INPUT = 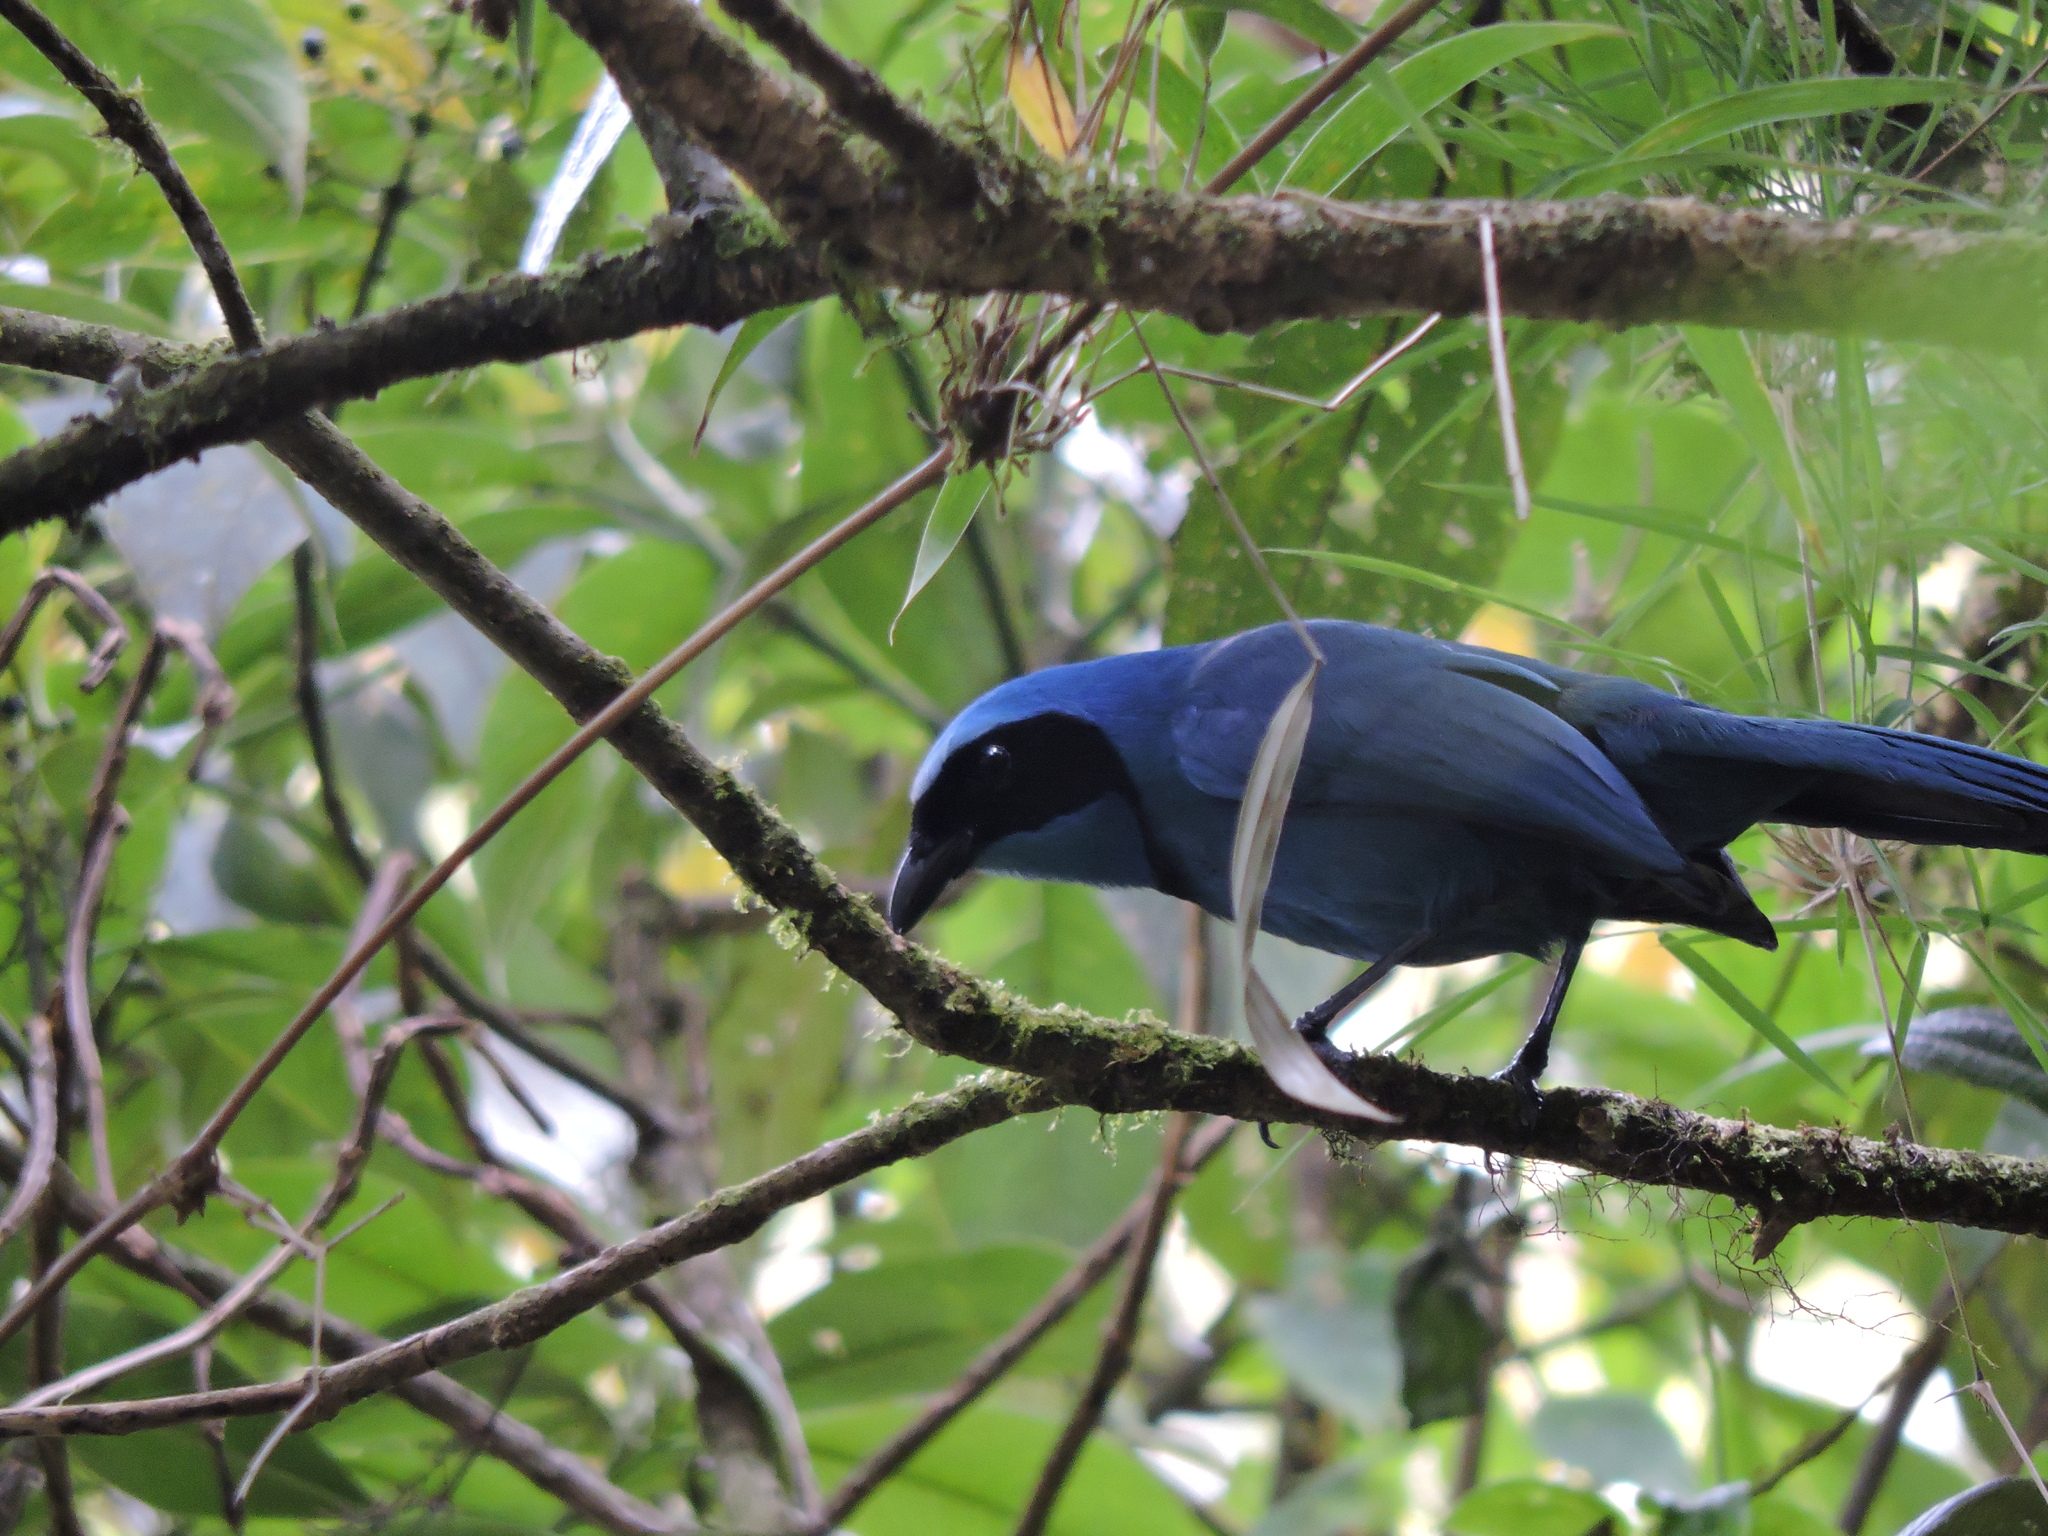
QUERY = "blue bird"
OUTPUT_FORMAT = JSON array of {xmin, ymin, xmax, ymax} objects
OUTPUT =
[{"xmin": 888, "ymin": 620, "xmax": 2048, "ymax": 1117}]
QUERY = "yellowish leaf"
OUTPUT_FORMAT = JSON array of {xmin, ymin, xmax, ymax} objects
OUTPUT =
[
  {"xmin": 1006, "ymin": 40, "xmax": 1078, "ymax": 158},
  {"xmin": 1459, "ymin": 603, "xmax": 1536, "ymax": 657}
]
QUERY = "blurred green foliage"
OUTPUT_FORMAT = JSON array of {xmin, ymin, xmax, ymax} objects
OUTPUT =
[{"xmin": 0, "ymin": 0, "xmax": 2044, "ymax": 1530}]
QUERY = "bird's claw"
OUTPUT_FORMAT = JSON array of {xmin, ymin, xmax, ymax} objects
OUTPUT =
[{"xmin": 1493, "ymin": 1066, "xmax": 1544, "ymax": 1129}]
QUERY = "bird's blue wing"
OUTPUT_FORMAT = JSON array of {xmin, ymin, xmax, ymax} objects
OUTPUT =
[{"xmin": 1173, "ymin": 623, "xmax": 1685, "ymax": 877}]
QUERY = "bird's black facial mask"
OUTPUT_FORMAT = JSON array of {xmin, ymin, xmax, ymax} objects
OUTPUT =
[{"xmin": 888, "ymin": 714, "xmax": 1141, "ymax": 933}]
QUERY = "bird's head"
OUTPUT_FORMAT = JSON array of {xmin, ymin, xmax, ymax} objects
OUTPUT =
[{"xmin": 888, "ymin": 704, "xmax": 1148, "ymax": 934}]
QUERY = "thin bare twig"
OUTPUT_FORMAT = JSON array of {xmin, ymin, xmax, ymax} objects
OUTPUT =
[
  {"xmin": 61, "ymin": 802, "xmax": 127, "ymax": 1206},
  {"xmin": 0, "ymin": 1009, "xmax": 59, "ymax": 1250},
  {"xmin": 292, "ymin": 543, "xmax": 374, "ymax": 884},
  {"xmin": 154, "ymin": 616, "xmax": 237, "ymax": 762},
  {"xmin": 0, "ymin": 567, "xmax": 126, "ymax": 689},
  {"xmin": 410, "ymin": 921, "xmax": 688, "ymax": 1143},
  {"xmin": 12, "ymin": 1014, "xmax": 461, "ymax": 1412},
  {"xmin": 0, "ymin": 1138, "xmax": 682, "ymax": 1535},
  {"xmin": 1202, "ymin": 0, "xmax": 1451, "ymax": 191},
  {"xmin": 0, "ymin": 446, "xmax": 950, "ymax": 1355},
  {"xmin": 1013, "ymin": 1112, "xmax": 1200, "ymax": 1536},
  {"xmin": 29, "ymin": 1175, "xmax": 80, "ymax": 1536},
  {"xmin": 0, "ymin": 1073, "xmax": 1053, "ymax": 1439},
  {"xmin": 1126, "ymin": 314, "xmax": 1319, "ymax": 655},
  {"xmin": 1912, "ymin": 51, "xmax": 2048, "ymax": 182}
]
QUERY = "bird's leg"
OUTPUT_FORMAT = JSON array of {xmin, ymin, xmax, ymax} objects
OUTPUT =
[
  {"xmin": 1494, "ymin": 926, "xmax": 1590, "ymax": 1127},
  {"xmin": 1294, "ymin": 933, "xmax": 1433, "ymax": 1044}
]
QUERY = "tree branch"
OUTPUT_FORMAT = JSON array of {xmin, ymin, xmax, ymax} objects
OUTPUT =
[
  {"xmin": 14, "ymin": 312, "xmax": 2048, "ymax": 1240},
  {"xmin": 0, "ymin": 1142, "xmax": 688, "ymax": 1535},
  {"xmin": 0, "ymin": 198, "xmax": 2043, "ymax": 535},
  {"xmin": 0, "ymin": 1072, "xmax": 1053, "ymax": 1438},
  {"xmin": 715, "ymin": 0, "xmax": 979, "ymax": 201},
  {"xmin": 815, "ymin": 1117, "xmax": 1237, "ymax": 1530}
]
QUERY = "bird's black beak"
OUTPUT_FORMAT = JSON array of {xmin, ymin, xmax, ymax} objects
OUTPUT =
[{"xmin": 887, "ymin": 828, "xmax": 976, "ymax": 934}]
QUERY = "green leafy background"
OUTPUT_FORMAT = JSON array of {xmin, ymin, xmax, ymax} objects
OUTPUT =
[{"xmin": 0, "ymin": 0, "xmax": 2043, "ymax": 1530}]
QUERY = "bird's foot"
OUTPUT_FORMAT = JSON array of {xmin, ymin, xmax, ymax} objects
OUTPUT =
[
  {"xmin": 1492, "ymin": 1064, "xmax": 1544, "ymax": 1129},
  {"xmin": 1292, "ymin": 1000, "xmax": 1342, "ymax": 1046}
]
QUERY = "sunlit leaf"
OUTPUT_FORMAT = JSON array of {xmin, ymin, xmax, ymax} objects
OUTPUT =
[
  {"xmin": 1681, "ymin": 327, "xmax": 1813, "ymax": 529},
  {"xmin": 1006, "ymin": 38, "xmax": 1077, "ymax": 157},
  {"xmin": 892, "ymin": 469, "xmax": 991, "ymax": 641}
]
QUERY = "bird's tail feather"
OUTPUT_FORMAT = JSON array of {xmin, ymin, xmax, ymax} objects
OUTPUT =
[{"xmin": 1719, "ymin": 718, "xmax": 2048, "ymax": 851}]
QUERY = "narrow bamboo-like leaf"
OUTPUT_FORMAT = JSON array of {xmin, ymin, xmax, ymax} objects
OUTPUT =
[
  {"xmin": 891, "ymin": 471, "xmax": 990, "ymax": 642},
  {"xmin": 516, "ymin": 0, "xmax": 537, "ymax": 86},
  {"xmin": 1681, "ymin": 328, "xmax": 1813, "ymax": 529},
  {"xmin": 1181, "ymin": 0, "xmax": 1359, "ymax": 54},
  {"xmin": 1229, "ymin": 664, "xmax": 1395, "ymax": 1121},
  {"xmin": 1269, "ymin": 550, "xmax": 1597, "ymax": 640},
  {"xmin": 695, "ymin": 303, "xmax": 808, "ymax": 451},
  {"xmin": 1383, "ymin": 958, "xmax": 1534, "ymax": 1053},
  {"xmin": 1285, "ymin": 23, "xmax": 1619, "ymax": 193},
  {"xmin": 1624, "ymin": 77, "xmax": 1961, "ymax": 160},
  {"xmin": 1662, "ymin": 937, "xmax": 1848, "ymax": 1097},
  {"xmin": 1438, "ymin": 485, "xmax": 1802, "ymax": 568},
  {"xmin": 1696, "ymin": 566, "xmax": 1773, "ymax": 700}
]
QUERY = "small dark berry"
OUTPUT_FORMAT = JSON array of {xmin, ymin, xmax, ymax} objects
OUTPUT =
[{"xmin": 301, "ymin": 27, "xmax": 326, "ymax": 60}]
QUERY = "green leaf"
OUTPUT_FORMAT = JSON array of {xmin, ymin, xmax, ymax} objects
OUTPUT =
[
  {"xmin": 1268, "ymin": 548, "xmax": 1623, "ymax": 654},
  {"xmin": 1609, "ymin": 76, "xmax": 1964, "ymax": 162},
  {"xmin": 1285, "ymin": 23, "xmax": 1620, "ymax": 193},
  {"xmin": 37, "ymin": 0, "xmax": 310, "ymax": 203},
  {"xmin": 1394, "ymin": 1235, "xmax": 1503, "ymax": 1427},
  {"xmin": 696, "ymin": 303, "xmax": 810, "ymax": 451},
  {"xmin": 0, "ymin": 278, "xmax": 173, "ymax": 336},
  {"xmin": 1185, "ymin": 6, "xmax": 1227, "ymax": 61},
  {"xmin": 1244, "ymin": 1250, "xmax": 1402, "ymax": 1432},
  {"xmin": 1866, "ymin": 1006, "xmax": 2048, "ymax": 1112},
  {"xmin": 806, "ymin": 1404, "xmax": 1207, "ymax": 1534},
  {"xmin": 1662, "ymin": 936, "xmax": 1848, "ymax": 1098},
  {"xmin": 1448, "ymin": 1479, "xmax": 1620, "ymax": 1536},
  {"xmin": 893, "ymin": 469, "xmax": 992, "ymax": 641},
  {"xmin": 1184, "ymin": 0, "xmax": 1358, "ymax": 53},
  {"xmin": 1166, "ymin": 327, "xmax": 1563, "ymax": 645},
  {"xmin": 473, "ymin": 537, "xmax": 715, "ymax": 947},
  {"xmin": 1681, "ymin": 328, "xmax": 1812, "ymax": 527},
  {"xmin": 768, "ymin": 1244, "xmax": 1096, "ymax": 1407},
  {"xmin": 0, "ymin": 113, "xmax": 102, "ymax": 194},
  {"xmin": 1532, "ymin": 1393, "xmax": 1695, "ymax": 1498},
  {"xmin": 1896, "ymin": 1478, "xmax": 2048, "ymax": 1535}
]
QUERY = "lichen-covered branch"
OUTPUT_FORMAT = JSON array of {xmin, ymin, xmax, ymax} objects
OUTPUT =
[
  {"xmin": 10, "ymin": 316, "xmax": 2048, "ymax": 1249},
  {"xmin": 0, "ymin": 195, "xmax": 2042, "ymax": 537}
]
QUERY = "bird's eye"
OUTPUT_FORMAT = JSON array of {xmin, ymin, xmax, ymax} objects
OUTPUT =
[{"xmin": 978, "ymin": 743, "xmax": 1014, "ymax": 787}]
